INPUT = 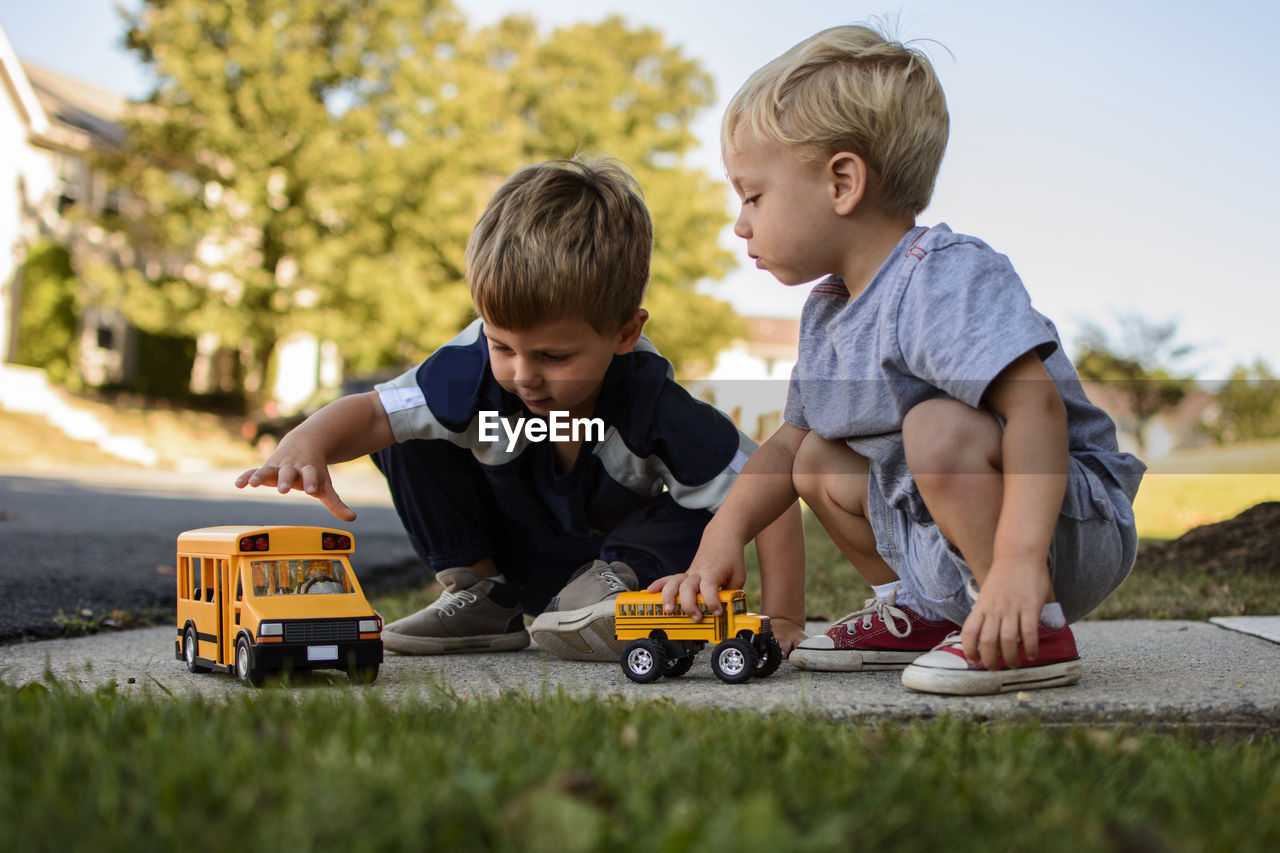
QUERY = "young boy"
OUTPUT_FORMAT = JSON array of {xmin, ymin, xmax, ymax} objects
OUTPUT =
[
  {"xmin": 236, "ymin": 157, "xmax": 806, "ymax": 661},
  {"xmin": 652, "ymin": 26, "xmax": 1145, "ymax": 695}
]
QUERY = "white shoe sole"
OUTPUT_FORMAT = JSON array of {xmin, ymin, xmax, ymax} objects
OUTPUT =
[
  {"xmin": 382, "ymin": 628, "xmax": 530, "ymax": 656},
  {"xmin": 788, "ymin": 647, "xmax": 926, "ymax": 672},
  {"xmin": 529, "ymin": 600, "xmax": 621, "ymax": 662},
  {"xmin": 901, "ymin": 658, "xmax": 1082, "ymax": 695}
]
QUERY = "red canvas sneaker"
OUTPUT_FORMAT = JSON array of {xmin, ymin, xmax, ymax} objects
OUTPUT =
[
  {"xmin": 789, "ymin": 592, "xmax": 960, "ymax": 672},
  {"xmin": 900, "ymin": 623, "xmax": 1082, "ymax": 695}
]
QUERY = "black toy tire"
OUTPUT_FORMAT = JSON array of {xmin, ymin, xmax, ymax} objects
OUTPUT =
[
  {"xmin": 755, "ymin": 635, "xmax": 783, "ymax": 678},
  {"xmin": 663, "ymin": 655, "xmax": 696, "ymax": 678},
  {"xmin": 711, "ymin": 638, "xmax": 756, "ymax": 684},
  {"xmin": 236, "ymin": 635, "xmax": 264, "ymax": 687},
  {"xmin": 622, "ymin": 639, "xmax": 667, "ymax": 684},
  {"xmin": 184, "ymin": 625, "xmax": 210, "ymax": 674}
]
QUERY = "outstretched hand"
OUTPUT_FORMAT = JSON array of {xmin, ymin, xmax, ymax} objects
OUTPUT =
[{"xmin": 235, "ymin": 457, "xmax": 356, "ymax": 521}]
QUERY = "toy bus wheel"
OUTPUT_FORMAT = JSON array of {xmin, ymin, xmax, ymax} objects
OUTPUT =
[
  {"xmin": 711, "ymin": 638, "xmax": 756, "ymax": 684},
  {"xmin": 235, "ymin": 636, "xmax": 264, "ymax": 687},
  {"xmin": 348, "ymin": 664, "xmax": 379, "ymax": 685},
  {"xmin": 184, "ymin": 625, "xmax": 210, "ymax": 674},
  {"xmin": 755, "ymin": 635, "xmax": 783, "ymax": 678},
  {"xmin": 663, "ymin": 655, "xmax": 696, "ymax": 678},
  {"xmin": 622, "ymin": 639, "xmax": 666, "ymax": 684}
]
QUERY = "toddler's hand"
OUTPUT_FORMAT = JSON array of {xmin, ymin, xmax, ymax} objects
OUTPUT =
[{"xmin": 767, "ymin": 616, "xmax": 808, "ymax": 657}]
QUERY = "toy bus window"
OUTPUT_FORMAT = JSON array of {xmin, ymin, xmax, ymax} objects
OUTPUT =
[
  {"xmin": 235, "ymin": 569, "xmax": 243, "ymax": 601},
  {"xmin": 732, "ymin": 599, "xmax": 746, "ymax": 614},
  {"xmin": 251, "ymin": 561, "xmax": 271, "ymax": 595},
  {"xmin": 248, "ymin": 559, "xmax": 352, "ymax": 596},
  {"xmin": 191, "ymin": 557, "xmax": 202, "ymax": 601}
]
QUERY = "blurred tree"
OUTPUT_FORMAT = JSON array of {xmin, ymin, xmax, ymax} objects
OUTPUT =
[
  {"xmin": 96, "ymin": 0, "xmax": 737, "ymax": 406},
  {"xmin": 1203, "ymin": 360, "xmax": 1280, "ymax": 444},
  {"xmin": 1073, "ymin": 314, "xmax": 1196, "ymax": 452},
  {"xmin": 14, "ymin": 239, "xmax": 79, "ymax": 384}
]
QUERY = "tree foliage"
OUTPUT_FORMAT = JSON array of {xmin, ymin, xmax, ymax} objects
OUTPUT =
[
  {"xmin": 102, "ymin": 0, "xmax": 738, "ymax": 404},
  {"xmin": 1073, "ymin": 314, "xmax": 1196, "ymax": 452},
  {"xmin": 1203, "ymin": 360, "xmax": 1280, "ymax": 444},
  {"xmin": 14, "ymin": 239, "xmax": 79, "ymax": 383}
]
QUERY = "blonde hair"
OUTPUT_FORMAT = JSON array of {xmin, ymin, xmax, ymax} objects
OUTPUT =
[
  {"xmin": 466, "ymin": 157, "xmax": 652, "ymax": 333},
  {"xmin": 722, "ymin": 25, "xmax": 949, "ymax": 217}
]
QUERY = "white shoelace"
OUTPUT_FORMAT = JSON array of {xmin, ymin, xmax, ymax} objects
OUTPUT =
[
  {"xmin": 830, "ymin": 589, "xmax": 911, "ymax": 638},
  {"xmin": 598, "ymin": 570, "xmax": 630, "ymax": 593},
  {"xmin": 429, "ymin": 588, "xmax": 478, "ymax": 617}
]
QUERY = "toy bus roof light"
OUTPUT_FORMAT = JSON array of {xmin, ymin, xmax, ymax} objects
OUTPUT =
[
  {"xmin": 613, "ymin": 589, "xmax": 783, "ymax": 684},
  {"xmin": 176, "ymin": 525, "xmax": 382, "ymax": 687}
]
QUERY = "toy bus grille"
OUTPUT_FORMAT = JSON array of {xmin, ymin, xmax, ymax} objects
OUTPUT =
[{"xmin": 284, "ymin": 621, "xmax": 357, "ymax": 643}]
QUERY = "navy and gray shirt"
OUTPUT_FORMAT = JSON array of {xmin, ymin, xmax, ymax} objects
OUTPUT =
[{"xmin": 375, "ymin": 319, "xmax": 755, "ymax": 538}]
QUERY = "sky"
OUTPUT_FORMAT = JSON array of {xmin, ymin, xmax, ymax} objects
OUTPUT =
[{"xmin": 3, "ymin": 0, "xmax": 1279, "ymax": 379}]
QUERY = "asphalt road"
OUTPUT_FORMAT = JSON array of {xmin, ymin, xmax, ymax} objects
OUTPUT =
[{"xmin": 0, "ymin": 464, "xmax": 427, "ymax": 642}]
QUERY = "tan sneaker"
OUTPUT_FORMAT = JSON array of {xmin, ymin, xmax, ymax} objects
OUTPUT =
[
  {"xmin": 530, "ymin": 560, "xmax": 638, "ymax": 662},
  {"xmin": 382, "ymin": 566, "xmax": 529, "ymax": 655}
]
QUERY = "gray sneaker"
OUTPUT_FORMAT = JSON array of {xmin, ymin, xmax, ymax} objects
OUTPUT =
[
  {"xmin": 382, "ymin": 566, "xmax": 529, "ymax": 655},
  {"xmin": 530, "ymin": 560, "xmax": 638, "ymax": 662}
]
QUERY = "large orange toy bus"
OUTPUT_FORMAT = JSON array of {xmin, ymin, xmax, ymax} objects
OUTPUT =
[
  {"xmin": 614, "ymin": 589, "xmax": 782, "ymax": 684},
  {"xmin": 175, "ymin": 525, "xmax": 383, "ymax": 686}
]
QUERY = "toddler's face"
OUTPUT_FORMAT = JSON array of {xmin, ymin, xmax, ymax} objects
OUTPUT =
[
  {"xmin": 725, "ymin": 134, "xmax": 845, "ymax": 286},
  {"xmin": 482, "ymin": 314, "xmax": 630, "ymax": 421}
]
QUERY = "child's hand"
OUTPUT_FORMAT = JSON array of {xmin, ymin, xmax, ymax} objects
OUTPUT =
[
  {"xmin": 960, "ymin": 558, "xmax": 1052, "ymax": 671},
  {"xmin": 649, "ymin": 524, "xmax": 747, "ymax": 622},
  {"xmin": 767, "ymin": 616, "xmax": 808, "ymax": 657},
  {"xmin": 235, "ymin": 444, "xmax": 356, "ymax": 521}
]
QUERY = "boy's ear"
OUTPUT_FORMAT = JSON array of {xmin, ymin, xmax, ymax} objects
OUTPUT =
[
  {"xmin": 828, "ymin": 152, "xmax": 869, "ymax": 216},
  {"xmin": 614, "ymin": 309, "xmax": 649, "ymax": 354}
]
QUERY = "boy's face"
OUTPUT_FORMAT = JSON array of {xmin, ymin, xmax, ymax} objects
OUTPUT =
[
  {"xmin": 724, "ymin": 134, "xmax": 848, "ymax": 286},
  {"xmin": 482, "ymin": 312, "xmax": 645, "ymax": 422}
]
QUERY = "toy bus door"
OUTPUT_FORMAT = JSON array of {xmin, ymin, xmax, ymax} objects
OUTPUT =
[
  {"xmin": 222, "ymin": 559, "xmax": 243, "ymax": 665},
  {"xmin": 181, "ymin": 554, "xmax": 226, "ymax": 665}
]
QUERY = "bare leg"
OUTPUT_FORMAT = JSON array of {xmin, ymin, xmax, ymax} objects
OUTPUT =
[
  {"xmin": 792, "ymin": 432, "xmax": 899, "ymax": 586},
  {"xmin": 903, "ymin": 398, "xmax": 1055, "ymax": 604}
]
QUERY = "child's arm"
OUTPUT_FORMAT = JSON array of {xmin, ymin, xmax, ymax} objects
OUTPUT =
[
  {"xmin": 963, "ymin": 352, "xmax": 1068, "ymax": 670},
  {"xmin": 752, "ymin": 501, "xmax": 807, "ymax": 654},
  {"xmin": 234, "ymin": 391, "xmax": 395, "ymax": 521},
  {"xmin": 651, "ymin": 422, "xmax": 809, "ymax": 641}
]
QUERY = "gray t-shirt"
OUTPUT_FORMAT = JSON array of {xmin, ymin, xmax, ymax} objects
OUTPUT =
[{"xmin": 785, "ymin": 223, "xmax": 1146, "ymax": 524}]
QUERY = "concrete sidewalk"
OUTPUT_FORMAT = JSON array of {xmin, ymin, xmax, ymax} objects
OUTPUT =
[{"xmin": 4, "ymin": 618, "xmax": 1279, "ymax": 731}]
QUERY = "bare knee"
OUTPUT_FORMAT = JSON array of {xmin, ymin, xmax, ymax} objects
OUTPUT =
[
  {"xmin": 903, "ymin": 398, "xmax": 1002, "ymax": 478},
  {"xmin": 793, "ymin": 432, "xmax": 868, "ymax": 514}
]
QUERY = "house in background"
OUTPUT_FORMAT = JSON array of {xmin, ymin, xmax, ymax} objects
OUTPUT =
[
  {"xmin": 0, "ymin": 21, "xmax": 337, "ymax": 412},
  {"xmin": 689, "ymin": 315, "xmax": 799, "ymax": 442},
  {"xmin": 0, "ymin": 23, "xmax": 59, "ymax": 364}
]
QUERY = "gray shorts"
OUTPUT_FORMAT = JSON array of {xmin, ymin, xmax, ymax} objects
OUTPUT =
[{"xmin": 865, "ymin": 455, "xmax": 1139, "ymax": 625}]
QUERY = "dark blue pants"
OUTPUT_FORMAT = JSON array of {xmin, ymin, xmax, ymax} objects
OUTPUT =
[{"xmin": 370, "ymin": 439, "xmax": 713, "ymax": 614}]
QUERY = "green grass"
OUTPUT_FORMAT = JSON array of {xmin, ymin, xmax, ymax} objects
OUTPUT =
[
  {"xmin": 1132, "ymin": 440, "xmax": 1280, "ymax": 540},
  {"xmin": 3, "ymin": 679, "xmax": 1280, "ymax": 853}
]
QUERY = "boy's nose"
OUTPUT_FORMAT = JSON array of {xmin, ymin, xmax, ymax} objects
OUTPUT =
[
  {"xmin": 512, "ymin": 359, "xmax": 542, "ymax": 387},
  {"xmin": 733, "ymin": 211, "xmax": 751, "ymax": 239}
]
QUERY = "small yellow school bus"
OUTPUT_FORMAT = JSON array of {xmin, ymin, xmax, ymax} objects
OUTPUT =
[
  {"xmin": 175, "ymin": 525, "xmax": 383, "ymax": 686},
  {"xmin": 614, "ymin": 589, "xmax": 782, "ymax": 684}
]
